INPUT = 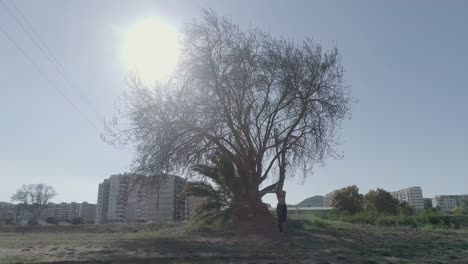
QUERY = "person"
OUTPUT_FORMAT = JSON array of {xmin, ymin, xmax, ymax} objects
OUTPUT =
[{"xmin": 275, "ymin": 189, "xmax": 287, "ymax": 232}]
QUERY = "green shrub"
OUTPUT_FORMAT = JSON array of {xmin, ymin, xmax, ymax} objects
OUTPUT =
[
  {"xmin": 332, "ymin": 185, "xmax": 364, "ymax": 214},
  {"xmin": 4, "ymin": 217, "xmax": 15, "ymax": 225},
  {"xmin": 27, "ymin": 219, "xmax": 38, "ymax": 226},
  {"xmin": 45, "ymin": 217, "xmax": 59, "ymax": 225},
  {"xmin": 452, "ymin": 207, "xmax": 468, "ymax": 216},
  {"xmin": 320, "ymin": 209, "xmax": 465, "ymax": 230},
  {"xmin": 71, "ymin": 217, "xmax": 84, "ymax": 225}
]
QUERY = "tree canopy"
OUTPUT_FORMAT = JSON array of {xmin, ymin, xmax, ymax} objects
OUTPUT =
[
  {"xmin": 364, "ymin": 189, "xmax": 400, "ymax": 215},
  {"xmin": 11, "ymin": 183, "xmax": 56, "ymax": 222},
  {"xmin": 106, "ymin": 9, "xmax": 352, "ymax": 220},
  {"xmin": 332, "ymin": 185, "xmax": 364, "ymax": 214},
  {"xmin": 11, "ymin": 184, "xmax": 56, "ymax": 206}
]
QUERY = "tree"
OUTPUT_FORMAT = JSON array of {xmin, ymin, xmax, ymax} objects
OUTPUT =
[
  {"xmin": 45, "ymin": 217, "xmax": 59, "ymax": 225},
  {"xmin": 27, "ymin": 219, "xmax": 38, "ymax": 226},
  {"xmin": 364, "ymin": 189, "xmax": 400, "ymax": 215},
  {"xmin": 4, "ymin": 217, "xmax": 15, "ymax": 225},
  {"xmin": 11, "ymin": 184, "xmax": 56, "ymax": 222},
  {"xmin": 331, "ymin": 185, "xmax": 363, "ymax": 214},
  {"xmin": 71, "ymin": 217, "xmax": 84, "ymax": 225},
  {"xmin": 106, "ymin": 10, "xmax": 352, "ymax": 224},
  {"xmin": 397, "ymin": 201, "xmax": 415, "ymax": 215}
]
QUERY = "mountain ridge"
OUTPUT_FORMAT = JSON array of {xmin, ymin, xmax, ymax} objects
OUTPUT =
[{"xmin": 292, "ymin": 195, "xmax": 324, "ymax": 207}]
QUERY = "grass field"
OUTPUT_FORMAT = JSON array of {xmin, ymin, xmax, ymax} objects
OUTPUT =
[{"xmin": 1, "ymin": 217, "xmax": 468, "ymax": 263}]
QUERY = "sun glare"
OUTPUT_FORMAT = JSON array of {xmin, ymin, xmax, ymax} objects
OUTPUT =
[{"xmin": 122, "ymin": 18, "xmax": 180, "ymax": 84}]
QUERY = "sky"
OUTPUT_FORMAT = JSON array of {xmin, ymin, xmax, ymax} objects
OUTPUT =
[{"xmin": 1, "ymin": 0, "xmax": 468, "ymax": 206}]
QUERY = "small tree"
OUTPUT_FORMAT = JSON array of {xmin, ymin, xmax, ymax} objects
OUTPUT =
[
  {"xmin": 364, "ymin": 189, "xmax": 399, "ymax": 215},
  {"xmin": 45, "ymin": 217, "xmax": 59, "ymax": 225},
  {"xmin": 397, "ymin": 201, "xmax": 414, "ymax": 215},
  {"xmin": 27, "ymin": 219, "xmax": 38, "ymax": 226},
  {"xmin": 71, "ymin": 217, "xmax": 84, "ymax": 225},
  {"xmin": 186, "ymin": 153, "xmax": 242, "ymax": 224},
  {"xmin": 332, "ymin": 185, "xmax": 363, "ymax": 214},
  {"xmin": 11, "ymin": 184, "xmax": 56, "ymax": 222},
  {"xmin": 5, "ymin": 217, "xmax": 15, "ymax": 225}
]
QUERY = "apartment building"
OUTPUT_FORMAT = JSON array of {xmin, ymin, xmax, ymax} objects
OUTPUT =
[
  {"xmin": 95, "ymin": 173, "xmax": 187, "ymax": 224},
  {"xmin": 47, "ymin": 202, "xmax": 95, "ymax": 223},
  {"xmin": 79, "ymin": 202, "xmax": 97, "ymax": 223},
  {"xmin": 14, "ymin": 202, "xmax": 96, "ymax": 223},
  {"xmin": 0, "ymin": 202, "xmax": 16, "ymax": 224},
  {"xmin": 391, "ymin": 186, "xmax": 424, "ymax": 210},
  {"xmin": 323, "ymin": 190, "xmax": 338, "ymax": 207},
  {"xmin": 95, "ymin": 179, "xmax": 110, "ymax": 224},
  {"xmin": 432, "ymin": 195, "xmax": 468, "ymax": 212}
]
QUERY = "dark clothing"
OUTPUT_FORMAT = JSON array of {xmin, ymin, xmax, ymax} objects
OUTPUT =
[
  {"xmin": 276, "ymin": 203, "xmax": 287, "ymax": 232},
  {"xmin": 276, "ymin": 203, "xmax": 287, "ymax": 221}
]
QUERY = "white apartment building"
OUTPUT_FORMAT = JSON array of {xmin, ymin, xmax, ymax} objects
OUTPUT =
[
  {"xmin": 78, "ymin": 202, "xmax": 97, "ymax": 223},
  {"xmin": 15, "ymin": 202, "xmax": 96, "ymax": 223},
  {"xmin": 432, "ymin": 195, "xmax": 468, "ymax": 212},
  {"xmin": 95, "ymin": 174, "xmax": 187, "ymax": 224},
  {"xmin": 95, "ymin": 179, "xmax": 110, "ymax": 224},
  {"xmin": 391, "ymin": 186, "xmax": 424, "ymax": 211}
]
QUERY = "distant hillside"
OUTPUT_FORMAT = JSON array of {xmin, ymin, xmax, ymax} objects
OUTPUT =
[{"xmin": 294, "ymin": 195, "xmax": 324, "ymax": 207}]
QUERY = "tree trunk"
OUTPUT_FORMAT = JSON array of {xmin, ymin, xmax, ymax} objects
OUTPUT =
[{"xmin": 231, "ymin": 188, "xmax": 276, "ymax": 233}]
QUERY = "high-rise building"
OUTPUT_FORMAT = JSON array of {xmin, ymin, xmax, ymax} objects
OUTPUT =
[
  {"xmin": 95, "ymin": 179, "xmax": 110, "ymax": 224},
  {"xmin": 323, "ymin": 190, "xmax": 338, "ymax": 207},
  {"xmin": 391, "ymin": 186, "xmax": 424, "ymax": 210},
  {"xmin": 95, "ymin": 174, "xmax": 187, "ymax": 224},
  {"xmin": 432, "ymin": 195, "xmax": 468, "ymax": 212}
]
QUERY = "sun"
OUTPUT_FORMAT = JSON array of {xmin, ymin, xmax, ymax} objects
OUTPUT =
[{"xmin": 122, "ymin": 18, "xmax": 180, "ymax": 84}]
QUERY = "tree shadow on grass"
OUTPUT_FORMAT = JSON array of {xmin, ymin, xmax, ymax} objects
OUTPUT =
[
  {"xmin": 119, "ymin": 236, "xmax": 241, "ymax": 255},
  {"xmin": 32, "ymin": 236, "xmax": 282, "ymax": 263},
  {"xmin": 101, "ymin": 235, "xmax": 281, "ymax": 263},
  {"xmin": 108, "ymin": 221, "xmax": 338, "ymax": 263}
]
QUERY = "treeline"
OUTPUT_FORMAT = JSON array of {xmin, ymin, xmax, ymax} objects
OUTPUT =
[
  {"xmin": 331, "ymin": 185, "xmax": 415, "ymax": 215},
  {"xmin": 326, "ymin": 186, "xmax": 468, "ymax": 229}
]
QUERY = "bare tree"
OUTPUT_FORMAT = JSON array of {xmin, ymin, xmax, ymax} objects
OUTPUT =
[
  {"xmin": 11, "ymin": 184, "xmax": 56, "ymax": 222},
  {"xmin": 106, "ymin": 10, "xmax": 352, "ymax": 224}
]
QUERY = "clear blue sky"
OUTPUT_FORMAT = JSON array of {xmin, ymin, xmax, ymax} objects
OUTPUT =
[{"xmin": 1, "ymin": 0, "xmax": 467, "ymax": 205}]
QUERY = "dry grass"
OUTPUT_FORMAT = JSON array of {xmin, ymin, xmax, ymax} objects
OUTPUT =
[{"xmin": 1, "ymin": 219, "xmax": 468, "ymax": 263}]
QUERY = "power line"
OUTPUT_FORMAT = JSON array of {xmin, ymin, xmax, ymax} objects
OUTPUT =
[
  {"xmin": 0, "ymin": 24, "xmax": 101, "ymax": 133},
  {"xmin": 0, "ymin": 0, "xmax": 103, "ymax": 121}
]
